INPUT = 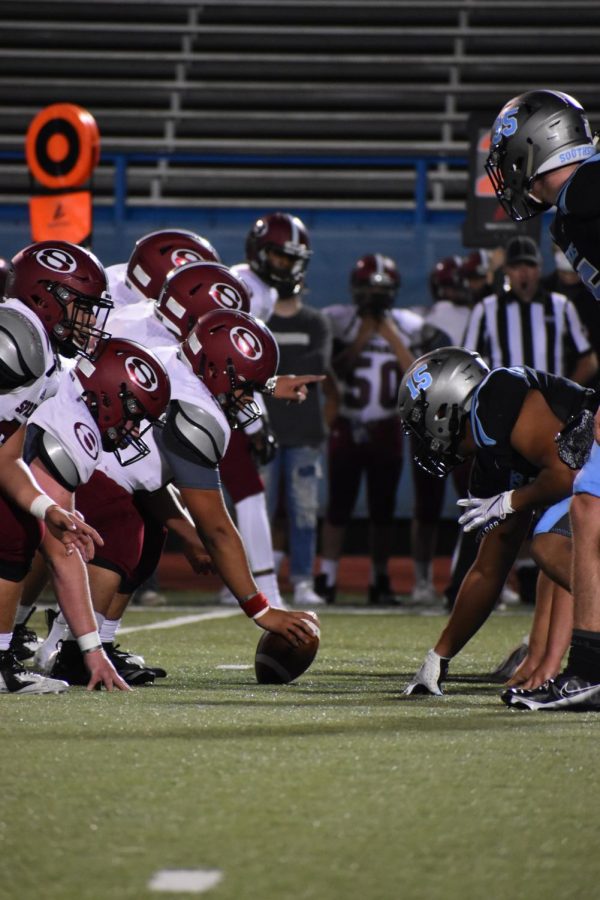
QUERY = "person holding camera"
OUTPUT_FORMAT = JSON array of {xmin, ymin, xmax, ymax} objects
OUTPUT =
[{"xmin": 315, "ymin": 253, "xmax": 424, "ymax": 605}]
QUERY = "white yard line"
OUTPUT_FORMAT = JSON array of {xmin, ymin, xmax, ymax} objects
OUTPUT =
[{"xmin": 118, "ymin": 609, "xmax": 239, "ymax": 635}]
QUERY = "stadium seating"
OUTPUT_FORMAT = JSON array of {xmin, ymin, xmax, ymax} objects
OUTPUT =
[{"xmin": 0, "ymin": 0, "xmax": 598, "ymax": 210}]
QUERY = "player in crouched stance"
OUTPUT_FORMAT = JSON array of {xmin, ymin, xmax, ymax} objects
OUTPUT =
[
  {"xmin": 1, "ymin": 336, "xmax": 172, "ymax": 694},
  {"xmin": 397, "ymin": 347, "xmax": 595, "ymax": 699}
]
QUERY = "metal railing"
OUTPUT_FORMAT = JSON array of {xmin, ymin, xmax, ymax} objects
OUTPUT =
[{"xmin": 0, "ymin": 149, "xmax": 469, "ymax": 224}]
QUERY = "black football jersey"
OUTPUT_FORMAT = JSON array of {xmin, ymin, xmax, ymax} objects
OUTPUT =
[
  {"xmin": 469, "ymin": 366, "xmax": 593, "ymax": 493},
  {"xmin": 551, "ymin": 153, "xmax": 600, "ymax": 303}
]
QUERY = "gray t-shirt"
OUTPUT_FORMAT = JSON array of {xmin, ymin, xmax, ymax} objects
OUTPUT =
[{"xmin": 265, "ymin": 305, "xmax": 332, "ymax": 447}]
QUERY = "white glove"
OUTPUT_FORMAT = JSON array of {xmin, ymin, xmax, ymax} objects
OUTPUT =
[
  {"xmin": 456, "ymin": 490, "xmax": 515, "ymax": 533},
  {"xmin": 403, "ymin": 649, "xmax": 449, "ymax": 696}
]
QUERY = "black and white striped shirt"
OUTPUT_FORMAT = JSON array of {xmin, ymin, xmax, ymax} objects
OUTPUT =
[{"xmin": 463, "ymin": 288, "xmax": 592, "ymax": 374}]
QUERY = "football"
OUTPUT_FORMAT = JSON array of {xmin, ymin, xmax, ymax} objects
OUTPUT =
[{"xmin": 254, "ymin": 613, "xmax": 320, "ymax": 684}]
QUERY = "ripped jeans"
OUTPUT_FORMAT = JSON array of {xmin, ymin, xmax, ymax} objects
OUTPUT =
[{"xmin": 263, "ymin": 444, "xmax": 323, "ymax": 583}]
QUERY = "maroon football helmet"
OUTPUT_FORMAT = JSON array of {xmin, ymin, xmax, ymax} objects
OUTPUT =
[
  {"xmin": 155, "ymin": 262, "xmax": 251, "ymax": 339},
  {"xmin": 181, "ymin": 308, "xmax": 280, "ymax": 429},
  {"xmin": 126, "ymin": 229, "xmax": 221, "ymax": 301},
  {"xmin": 74, "ymin": 337, "xmax": 171, "ymax": 464},
  {"xmin": 351, "ymin": 253, "xmax": 400, "ymax": 315},
  {"xmin": 460, "ymin": 249, "xmax": 492, "ymax": 303},
  {"xmin": 7, "ymin": 240, "xmax": 112, "ymax": 359},
  {"xmin": 245, "ymin": 212, "xmax": 311, "ymax": 298},
  {"xmin": 429, "ymin": 255, "xmax": 467, "ymax": 303}
]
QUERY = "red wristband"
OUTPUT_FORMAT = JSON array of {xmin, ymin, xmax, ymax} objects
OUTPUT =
[{"xmin": 240, "ymin": 591, "xmax": 270, "ymax": 619}]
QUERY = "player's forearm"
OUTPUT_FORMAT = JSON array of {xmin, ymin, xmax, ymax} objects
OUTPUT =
[
  {"xmin": 45, "ymin": 549, "xmax": 99, "ymax": 638},
  {"xmin": 512, "ymin": 468, "xmax": 575, "ymax": 513},
  {"xmin": 198, "ymin": 522, "xmax": 257, "ymax": 599}
]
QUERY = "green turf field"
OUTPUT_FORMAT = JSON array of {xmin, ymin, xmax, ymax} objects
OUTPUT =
[{"xmin": 3, "ymin": 597, "xmax": 599, "ymax": 900}]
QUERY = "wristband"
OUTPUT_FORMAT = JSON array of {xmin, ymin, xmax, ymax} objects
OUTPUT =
[
  {"xmin": 29, "ymin": 495, "xmax": 56, "ymax": 520},
  {"xmin": 77, "ymin": 631, "xmax": 102, "ymax": 655},
  {"xmin": 239, "ymin": 591, "xmax": 270, "ymax": 619}
]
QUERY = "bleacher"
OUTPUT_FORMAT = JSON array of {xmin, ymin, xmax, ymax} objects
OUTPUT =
[{"xmin": 0, "ymin": 0, "xmax": 598, "ymax": 211}]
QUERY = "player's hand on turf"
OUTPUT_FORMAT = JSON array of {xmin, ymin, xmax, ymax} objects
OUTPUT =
[
  {"xmin": 45, "ymin": 506, "xmax": 104, "ymax": 562},
  {"xmin": 182, "ymin": 540, "xmax": 215, "ymax": 575},
  {"xmin": 511, "ymin": 659, "xmax": 561, "ymax": 691},
  {"xmin": 256, "ymin": 608, "xmax": 318, "ymax": 647},
  {"xmin": 271, "ymin": 374, "xmax": 325, "ymax": 404},
  {"xmin": 456, "ymin": 490, "xmax": 515, "ymax": 532},
  {"xmin": 84, "ymin": 648, "xmax": 131, "ymax": 692}
]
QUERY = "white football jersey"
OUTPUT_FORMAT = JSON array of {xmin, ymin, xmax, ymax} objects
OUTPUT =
[
  {"xmin": 230, "ymin": 263, "xmax": 278, "ymax": 323},
  {"xmin": 27, "ymin": 371, "xmax": 102, "ymax": 485},
  {"xmin": 106, "ymin": 262, "xmax": 145, "ymax": 311},
  {"xmin": 106, "ymin": 299, "xmax": 174, "ymax": 349},
  {"xmin": 0, "ymin": 298, "xmax": 61, "ymax": 436},
  {"xmin": 421, "ymin": 300, "xmax": 470, "ymax": 347},
  {"xmin": 323, "ymin": 304, "xmax": 424, "ymax": 423},
  {"xmin": 96, "ymin": 428, "xmax": 171, "ymax": 494}
]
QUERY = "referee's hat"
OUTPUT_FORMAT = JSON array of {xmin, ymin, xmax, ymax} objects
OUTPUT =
[{"xmin": 505, "ymin": 235, "xmax": 541, "ymax": 266}]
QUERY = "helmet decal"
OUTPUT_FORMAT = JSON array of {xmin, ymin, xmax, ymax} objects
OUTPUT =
[
  {"xmin": 230, "ymin": 325, "xmax": 263, "ymax": 360},
  {"xmin": 34, "ymin": 247, "xmax": 78, "ymax": 274},
  {"xmin": 125, "ymin": 355, "xmax": 160, "ymax": 393},
  {"xmin": 209, "ymin": 282, "xmax": 246, "ymax": 310},
  {"xmin": 170, "ymin": 247, "xmax": 206, "ymax": 267}
]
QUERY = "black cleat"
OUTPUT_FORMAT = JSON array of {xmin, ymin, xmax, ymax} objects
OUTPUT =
[
  {"xmin": 314, "ymin": 573, "xmax": 336, "ymax": 605},
  {"xmin": 50, "ymin": 640, "xmax": 91, "ymax": 686},
  {"xmin": 102, "ymin": 643, "xmax": 162, "ymax": 682},
  {"xmin": 368, "ymin": 574, "xmax": 402, "ymax": 607},
  {"xmin": 9, "ymin": 607, "xmax": 42, "ymax": 661},
  {"xmin": 501, "ymin": 672, "xmax": 600, "ymax": 711}
]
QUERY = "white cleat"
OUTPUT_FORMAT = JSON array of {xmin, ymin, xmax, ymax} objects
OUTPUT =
[
  {"xmin": 0, "ymin": 651, "xmax": 69, "ymax": 694},
  {"xmin": 293, "ymin": 580, "xmax": 325, "ymax": 607},
  {"xmin": 410, "ymin": 580, "xmax": 441, "ymax": 606},
  {"xmin": 403, "ymin": 649, "xmax": 449, "ymax": 696}
]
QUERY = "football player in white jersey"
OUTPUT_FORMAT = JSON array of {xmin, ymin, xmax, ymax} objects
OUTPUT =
[
  {"xmin": 0, "ymin": 241, "xmax": 117, "ymax": 660},
  {"xmin": 0, "ymin": 318, "xmax": 170, "ymax": 694},
  {"xmin": 316, "ymin": 253, "xmax": 423, "ymax": 605},
  {"xmin": 44, "ymin": 309, "xmax": 320, "ymax": 685},
  {"xmin": 220, "ymin": 212, "xmax": 316, "ymax": 608},
  {"xmin": 106, "ymin": 228, "xmax": 221, "ymax": 312}
]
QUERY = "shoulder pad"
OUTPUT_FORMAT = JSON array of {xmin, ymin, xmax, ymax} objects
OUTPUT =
[
  {"xmin": 0, "ymin": 307, "xmax": 46, "ymax": 392},
  {"xmin": 39, "ymin": 431, "xmax": 81, "ymax": 491},
  {"xmin": 170, "ymin": 400, "xmax": 227, "ymax": 466}
]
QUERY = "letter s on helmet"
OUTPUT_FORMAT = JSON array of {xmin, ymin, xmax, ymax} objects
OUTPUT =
[{"xmin": 398, "ymin": 347, "xmax": 489, "ymax": 477}]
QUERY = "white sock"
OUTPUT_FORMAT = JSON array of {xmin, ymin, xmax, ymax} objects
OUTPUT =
[
  {"xmin": 0, "ymin": 632, "xmax": 12, "ymax": 651},
  {"xmin": 255, "ymin": 571, "xmax": 286, "ymax": 609},
  {"xmin": 272, "ymin": 550, "xmax": 286, "ymax": 576},
  {"xmin": 14, "ymin": 604, "xmax": 34, "ymax": 626},
  {"xmin": 414, "ymin": 561, "xmax": 433, "ymax": 584},
  {"xmin": 99, "ymin": 618, "xmax": 120, "ymax": 644},
  {"xmin": 319, "ymin": 559, "xmax": 338, "ymax": 587},
  {"xmin": 48, "ymin": 611, "xmax": 70, "ymax": 645},
  {"xmin": 235, "ymin": 493, "xmax": 285, "ymax": 607}
]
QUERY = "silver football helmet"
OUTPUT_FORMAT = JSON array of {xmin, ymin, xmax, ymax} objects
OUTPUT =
[
  {"xmin": 485, "ymin": 89, "xmax": 595, "ymax": 222},
  {"xmin": 398, "ymin": 347, "xmax": 489, "ymax": 476}
]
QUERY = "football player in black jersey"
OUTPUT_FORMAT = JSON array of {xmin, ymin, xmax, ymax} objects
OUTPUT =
[
  {"xmin": 486, "ymin": 89, "xmax": 600, "ymax": 710},
  {"xmin": 397, "ymin": 347, "xmax": 595, "ymax": 699}
]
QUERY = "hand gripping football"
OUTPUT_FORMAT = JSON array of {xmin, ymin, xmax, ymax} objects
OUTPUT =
[{"xmin": 254, "ymin": 612, "xmax": 320, "ymax": 684}]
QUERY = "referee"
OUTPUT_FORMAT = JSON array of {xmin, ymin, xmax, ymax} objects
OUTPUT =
[{"xmin": 463, "ymin": 235, "xmax": 597, "ymax": 385}]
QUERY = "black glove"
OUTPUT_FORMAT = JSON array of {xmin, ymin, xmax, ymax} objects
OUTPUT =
[
  {"xmin": 555, "ymin": 409, "xmax": 595, "ymax": 470},
  {"xmin": 248, "ymin": 424, "xmax": 279, "ymax": 466}
]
